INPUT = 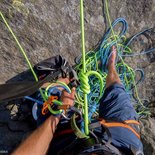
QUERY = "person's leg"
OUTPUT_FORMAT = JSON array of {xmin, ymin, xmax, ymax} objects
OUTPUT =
[
  {"xmin": 106, "ymin": 46, "xmax": 121, "ymax": 88},
  {"xmin": 99, "ymin": 46, "xmax": 143, "ymax": 153},
  {"xmin": 99, "ymin": 46, "xmax": 138, "ymax": 121}
]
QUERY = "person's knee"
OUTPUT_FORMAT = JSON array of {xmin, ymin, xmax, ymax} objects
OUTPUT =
[{"xmin": 99, "ymin": 83, "xmax": 138, "ymax": 120}]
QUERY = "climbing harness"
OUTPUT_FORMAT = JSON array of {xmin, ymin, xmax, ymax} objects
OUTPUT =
[
  {"xmin": 55, "ymin": 118, "xmax": 143, "ymax": 155},
  {"xmin": 90, "ymin": 119, "xmax": 140, "ymax": 139}
]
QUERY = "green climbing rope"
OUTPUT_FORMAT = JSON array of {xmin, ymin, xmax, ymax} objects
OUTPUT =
[{"xmin": 80, "ymin": 0, "xmax": 104, "ymax": 135}]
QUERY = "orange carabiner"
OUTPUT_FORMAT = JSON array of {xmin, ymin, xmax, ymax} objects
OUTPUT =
[{"xmin": 42, "ymin": 96, "xmax": 58, "ymax": 115}]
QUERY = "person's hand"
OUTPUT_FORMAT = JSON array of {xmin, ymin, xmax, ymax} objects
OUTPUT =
[
  {"xmin": 57, "ymin": 78, "xmax": 76, "ymax": 106},
  {"xmin": 57, "ymin": 77, "xmax": 70, "ymax": 85},
  {"xmin": 41, "ymin": 78, "xmax": 70, "ymax": 88},
  {"xmin": 42, "ymin": 77, "xmax": 76, "ymax": 107},
  {"xmin": 60, "ymin": 87, "xmax": 76, "ymax": 107}
]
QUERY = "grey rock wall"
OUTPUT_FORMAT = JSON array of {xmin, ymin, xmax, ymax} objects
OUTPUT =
[{"xmin": 0, "ymin": 0, "xmax": 155, "ymax": 154}]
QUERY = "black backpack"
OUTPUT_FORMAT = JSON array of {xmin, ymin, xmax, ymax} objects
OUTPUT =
[{"xmin": 0, "ymin": 55, "xmax": 75, "ymax": 103}]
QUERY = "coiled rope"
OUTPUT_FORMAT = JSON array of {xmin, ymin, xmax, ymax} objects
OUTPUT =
[{"xmin": 75, "ymin": 0, "xmax": 153, "ymax": 136}]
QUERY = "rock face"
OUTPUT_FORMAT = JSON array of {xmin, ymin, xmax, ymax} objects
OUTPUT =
[
  {"xmin": 140, "ymin": 117, "xmax": 155, "ymax": 155},
  {"xmin": 0, "ymin": 0, "xmax": 155, "ymax": 154}
]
